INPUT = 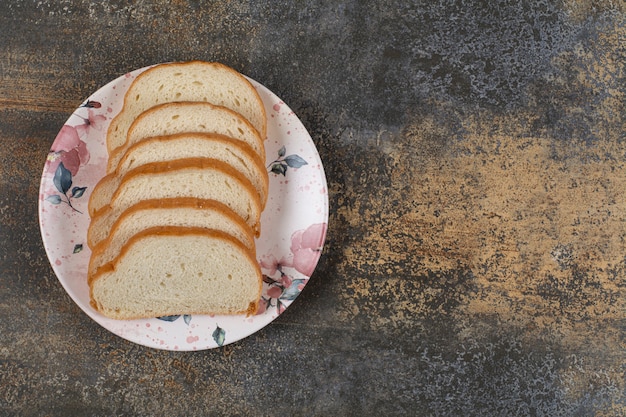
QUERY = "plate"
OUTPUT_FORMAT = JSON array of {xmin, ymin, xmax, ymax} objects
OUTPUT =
[{"xmin": 38, "ymin": 65, "xmax": 328, "ymax": 350}]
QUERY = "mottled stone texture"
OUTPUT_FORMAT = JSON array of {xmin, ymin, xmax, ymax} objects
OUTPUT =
[{"xmin": 1, "ymin": 1, "xmax": 625, "ymax": 416}]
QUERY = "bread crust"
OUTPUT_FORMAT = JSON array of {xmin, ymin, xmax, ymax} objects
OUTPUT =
[
  {"xmin": 90, "ymin": 132, "xmax": 270, "ymax": 217},
  {"xmin": 87, "ymin": 197, "xmax": 257, "ymax": 277},
  {"xmin": 137, "ymin": 61, "xmax": 267, "ymax": 138},
  {"xmin": 89, "ymin": 61, "xmax": 268, "ymax": 321},
  {"xmin": 107, "ymin": 61, "xmax": 267, "ymax": 149},
  {"xmin": 107, "ymin": 101, "xmax": 267, "ymax": 173},
  {"xmin": 89, "ymin": 226, "xmax": 263, "ymax": 319},
  {"xmin": 116, "ymin": 132, "xmax": 269, "ymax": 206},
  {"xmin": 95, "ymin": 157, "xmax": 262, "ymax": 230}
]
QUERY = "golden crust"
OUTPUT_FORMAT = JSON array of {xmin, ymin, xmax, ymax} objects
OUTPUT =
[
  {"xmin": 90, "ymin": 61, "xmax": 268, "ymax": 321},
  {"xmin": 106, "ymin": 60, "xmax": 267, "ymax": 154},
  {"xmin": 116, "ymin": 132, "xmax": 269, "ymax": 206},
  {"xmin": 107, "ymin": 101, "xmax": 266, "ymax": 173},
  {"xmin": 89, "ymin": 132, "xmax": 270, "ymax": 216},
  {"xmin": 115, "ymin": 158, "xmax": 260, "ymax": 225},
  {"xmin": 87, "ymin": 197, "xmax": 256, "ymax": 277},
  {"xmin": 89, "ymin": 226, "xmax": 262, "ymax": 319}
]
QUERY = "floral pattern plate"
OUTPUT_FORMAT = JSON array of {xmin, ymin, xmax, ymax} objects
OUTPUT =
[{"xmin": 38, "ymin": 65, "xmax": 328, "ymax": 350}]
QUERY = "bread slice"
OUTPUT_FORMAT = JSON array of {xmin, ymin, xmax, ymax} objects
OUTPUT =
[
  {"xmin": 89, "ymin": 133, "xmax": 269, "ymax": 217},
  {"xmin": 106, "ymin": 101, "xmax": 265, "ymax": 173},
  {"xmin": 106, "ymin": 61, "xmax": 266, "ymax": 155},
  {"xmin": 87, "ymin": 198, "xmax": 255, "ymax": 278},
  {"xmin": 89, "ymin": 226, "xmax": 262, "ymax": 320},
  {"xmin": 87, "ymin": 158, "xmax": 262, "ymax": 248}
]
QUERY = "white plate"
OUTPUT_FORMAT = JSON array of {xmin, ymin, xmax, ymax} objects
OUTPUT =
[{"xmin": 38, "ymin": 65, "xmax": 328, "ymax": 350}]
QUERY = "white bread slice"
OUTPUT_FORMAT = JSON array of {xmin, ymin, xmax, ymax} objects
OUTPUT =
[
  {"xmin": 106, "ymin": 61, "xmax": 266, "ymax": 154},
  {"xmin": 107, "ymin": 101, "xmax": 265, "ymax": 173},
  {"xmin": 89, "ymin": 133, "xmax": 269, "ymax": 217},
  {"xmin": 87, "ymin": 158, "xmax": 262, "ymax": 248},
  {"xmin": 87, "ymin": 198, "xmax": 255, "ymax": 278},
  {"xmin": 89, "ymin": 226, "xmax": 262, "ymax": 319},
  {"xmin": 108, "ymin": 158, "xmax": 262, "ymax": 228}
]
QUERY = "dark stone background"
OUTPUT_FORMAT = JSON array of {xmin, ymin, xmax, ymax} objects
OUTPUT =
[{"xmin": 1, "ymin": 1, "xmax": 624, "ymax": 416}]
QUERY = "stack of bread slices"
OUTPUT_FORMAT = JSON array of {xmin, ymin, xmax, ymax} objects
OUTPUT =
[{"xmin": 87, "ymin": 61, "xmax": 268, "ymax": 320}]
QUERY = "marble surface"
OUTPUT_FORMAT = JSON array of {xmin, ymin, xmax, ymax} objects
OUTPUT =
[{"xmin": 1, "ymin": 1, "xmax": 624, "ymax": 415}]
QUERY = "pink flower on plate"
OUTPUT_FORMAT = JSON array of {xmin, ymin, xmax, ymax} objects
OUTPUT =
[
  {"xmin": 280, "ymin": 274, "xmax": 293, "ymax": 288},
  {"xmin": 288, "ymin": 223, "xmax": 327, "ymax": 276},
  {"xmin": 267, "ymin": 286, "xmax": 283, "ymax": 299},
  {"xmin": 47, "ymin": 125, "xmax": 90, "ymax": 176},
  {"xmin": 259, "ymin": 252, "xmax": 293, "ymax": 276},
  {"xmin": 75, "ymin": 108, "xmax": 107, "ymax": 137},
  {"xmin": 256, "ymin": 299, "xmax": 268, "ymax": 315},
  {"xmin": 255, "ymin": 223, "xmax": 326, "ymax": 316}
]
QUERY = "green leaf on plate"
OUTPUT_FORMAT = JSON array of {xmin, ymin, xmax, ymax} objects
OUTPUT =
[
  {"xmin": 46, "ymin": 195, "xmax": 62, "ymax": 204},
  {"xmin": 157, "ymin": 315, "xmax": 181, "ymax": 322},
  {"xmin": 284, "ymin": 154, "xmax": 308, "ymax": 168},
  {"xmin": 71, "ymin": 186, "xmax": 87, "ymax": 198},
  {"xmin": 53, "ymin": 162, "xmax": 72, "ymax": 194},
  {"xmin": 270, "ymin": 162, "xmax": 288, "ymax": 176},
  {"xmin": 212, "ymin": 325, "xmax": 226, "ymax": 347},
  {"xmin": 280, "ymin": 279, "xmax": 307, "ymax": 301}
]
